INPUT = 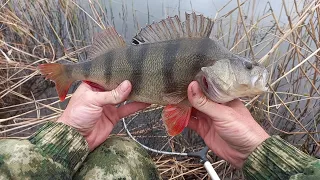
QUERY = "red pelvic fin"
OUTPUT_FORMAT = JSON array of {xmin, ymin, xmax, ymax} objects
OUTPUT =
[
  {"xmin": 38, "ymin": 63, "xmax": 73, "ymax": 101},
  {"xmin": 83, "ymin": 81, "xmax": 105, "ymax": 91},
  {"xmin": 162, "ymin": 104, "xmax": 192, "ymax": 136}
]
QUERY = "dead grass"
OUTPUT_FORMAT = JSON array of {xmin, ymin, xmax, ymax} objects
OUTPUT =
[{"xmin": 1, "ymin": 0, "xmax": 320, "ymax": 179}]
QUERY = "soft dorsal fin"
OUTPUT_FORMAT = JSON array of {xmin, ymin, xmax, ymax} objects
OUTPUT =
[
  {"xmin": 132, "ymin": 12, "xmax": 214, "ymax": 44},
  {"xmin": 88, "ymin": 27, "xmax": 126, "ymax": 59}
]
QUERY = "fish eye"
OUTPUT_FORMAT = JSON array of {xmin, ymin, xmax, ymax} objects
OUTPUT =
[{"xmin": 244, "ymin": 61, "xmax": 253, "ymax": 70}]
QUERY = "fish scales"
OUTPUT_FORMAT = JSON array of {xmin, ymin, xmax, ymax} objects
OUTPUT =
[
  {"xmin": 135, "ymin": 38, "xmax": 231, "ymax": 104},
  {"xmin": 103, "ymin": 51, "xmax": 115, "ymax": 84},
  {"xmin": 125, "ymin": 43, "xmax": 150, "ymax": 96},
  {"xmin": 162, "ymin": 41, "xmax": 180, "ymax": 94},
  {"xmin": 65, "ymin": 38, "xmax": 220, "ymax": 105},
  {"xmin": 134, "ymin": 38, "xmax": 212, "ymax": 104}
]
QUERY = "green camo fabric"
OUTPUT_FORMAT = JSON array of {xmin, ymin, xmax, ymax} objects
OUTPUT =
[
  {"xmin": 0, "ymin": 121, "xmax": 318, "ymax": 180},
  {"xmin": 0, "ymin": 122, "xmax": 159, "ymax": 180},
  {"xmin": 73, "ymin": 135, "xmax": 160, "ymax": 180},
  {"xmin": 243, "ymin": 135, "xmax": 320, "ymax": 180},
  {"xmin": 0, "ymin": 122, "xmax": 89, "ymax": 179}
]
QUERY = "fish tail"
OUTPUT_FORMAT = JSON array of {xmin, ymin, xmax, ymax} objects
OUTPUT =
[{"xmin": 38, "ymin": 63, "xmax": 74, "ymax": 101}]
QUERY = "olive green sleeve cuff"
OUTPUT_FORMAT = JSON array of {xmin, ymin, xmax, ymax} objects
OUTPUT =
[
  {"xmin": 243, "ymin": 135, "xmax": 317, "ymax": 180},
  {"xmin": 28, "ymin": 121, "xmax": 89, "ymax": 174}
]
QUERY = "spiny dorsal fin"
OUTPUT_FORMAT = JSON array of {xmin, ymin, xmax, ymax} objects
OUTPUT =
[
  {"xmin": 132, "ymin": 12, "xmax": 214, "ymax": 45},
  {"xmin": 88, "ymin": 27, "xmax": 126, "ymax": 59}
]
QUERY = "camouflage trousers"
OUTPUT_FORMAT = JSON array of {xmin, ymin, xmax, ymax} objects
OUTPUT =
[
  {"xmin": 0, "ymin": 122, "xmax": 159, "ymax": 180},
  {"xmin": 73, "ymin": 136, "xmax": 160, "ymax": 180}
]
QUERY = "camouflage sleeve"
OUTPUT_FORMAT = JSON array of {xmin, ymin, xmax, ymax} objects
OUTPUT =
[
  {"xmin": 243, "ymin": 135, "xmax": 320, "ymax": 180},
  {"xmin": 0, "ymin": 121, "xmax": 89, "ymax": 180}
]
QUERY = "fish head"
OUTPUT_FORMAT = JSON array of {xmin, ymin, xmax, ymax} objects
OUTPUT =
[{"xmin": 196, "ymin": 56, "xmax": 268, "ymax": 103}]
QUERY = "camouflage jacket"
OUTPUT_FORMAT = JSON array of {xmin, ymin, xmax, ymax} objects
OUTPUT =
[
  {"xmin": 0, "ymin": 121, "xmax": 319, "ymax": 180},
  {"xmin": 243, "ymin": 135, "xmax": 320, "ymax": 180}
]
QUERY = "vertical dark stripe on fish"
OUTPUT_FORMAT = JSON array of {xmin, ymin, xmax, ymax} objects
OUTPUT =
[
  {"xmin": 104, "ymin": 51, "xmax": 115, "ymax": 83},
  {"xmin": 126, "ymin": 44, "xmax": 149, "ymax": 94},
  {"xmin": 65, "ymin": 64, "xmax": 73, "ymax": 78},
  {"xmin": 82, "ymin": 61, "xmax": 92, "ymax": 79},
  {"xmin": 193, "ymin": 38, "xmax": 211, "ymax": 69},
  {"xmin": 163, "ymin": 42, "xmax": 180, "ymax": 93}
]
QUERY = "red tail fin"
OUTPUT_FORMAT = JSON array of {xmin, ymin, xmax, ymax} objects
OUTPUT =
[{"xmin": 38, "ymin": 63, "xmax": 74, "ymax": 101}]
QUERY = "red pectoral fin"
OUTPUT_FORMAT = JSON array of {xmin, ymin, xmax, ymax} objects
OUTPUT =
[
  {"xmin": 83, "ymin": 81, "xmax": 105, "ymax": 91},
  {"xmin": 162, "ymin": 105, "xmax": 192, "ymax": 136}
]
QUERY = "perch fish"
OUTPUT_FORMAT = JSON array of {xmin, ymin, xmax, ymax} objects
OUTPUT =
[{"xmin": 38, "ymin": 12, "xmax": 268, "ymax": 136}]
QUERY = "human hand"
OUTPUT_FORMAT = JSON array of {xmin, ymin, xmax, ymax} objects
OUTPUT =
[
  {"xmin": 187, "ymin": 81, "xmax": 270, "ymax": 168},
  {"xmin": 57, "ymin": 80, "xmax": 149, "ymax": 151}
]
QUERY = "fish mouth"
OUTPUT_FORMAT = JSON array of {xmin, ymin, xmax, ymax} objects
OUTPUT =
[
  {"xmin": 231, "ymin": 69, "xmax": 268, "ymax": 97},
  {"xmin": 250, "ymin": 69, "xmax": 268, "ymax": 91}
]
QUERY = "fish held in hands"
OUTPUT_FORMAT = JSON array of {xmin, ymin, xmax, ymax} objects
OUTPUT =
[{"xmin": 38, "ymin": 12, "xmax": 268, "ymax": 136}]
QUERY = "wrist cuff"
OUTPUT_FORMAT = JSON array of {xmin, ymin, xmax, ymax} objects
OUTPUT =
[
  {"xmin": 28, "ymin": 121, "xmax": 89, "ymax": 174},
  {"xmin": 243, "ymin": 135, "xmax": 316, "ymax": 179}
]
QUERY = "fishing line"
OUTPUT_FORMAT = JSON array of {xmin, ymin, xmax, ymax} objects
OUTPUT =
[
  {"xmin": 121, "ymin": 102, "xmax": 221, "ymax": 180},
  {"xmin": 122, "ymin": 116, "xmax": 187, "ymax": 156}
]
